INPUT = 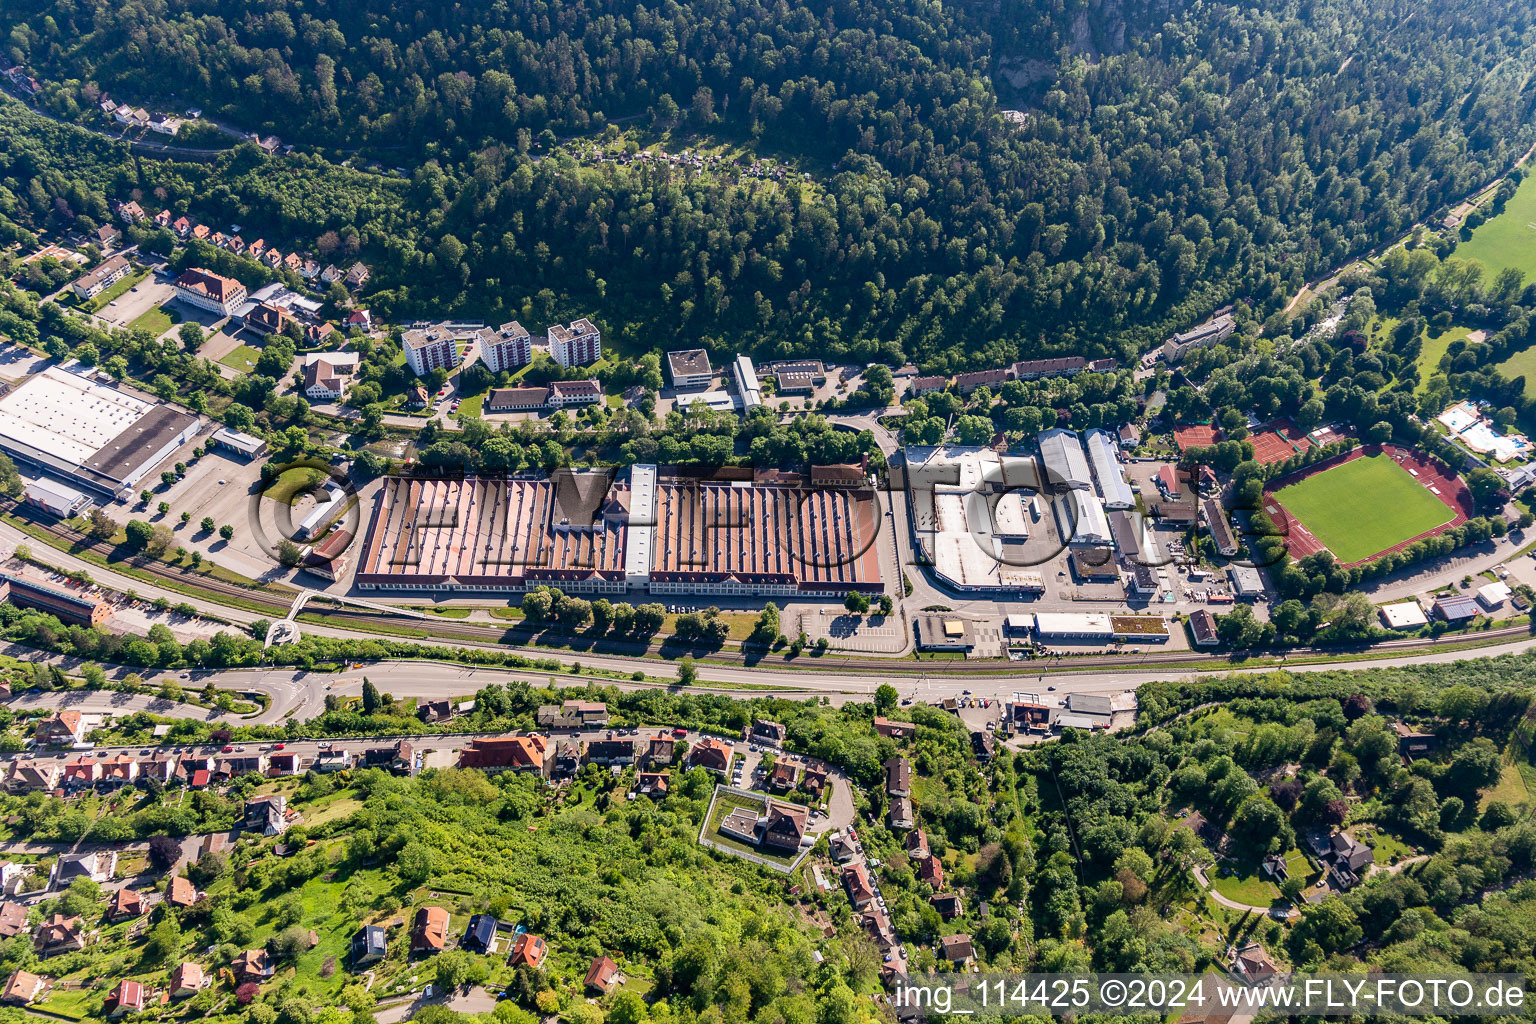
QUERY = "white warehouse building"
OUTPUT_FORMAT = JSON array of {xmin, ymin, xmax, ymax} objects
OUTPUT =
[{"xmin": 1085, "ymin": 428, "xmax": 1135, "ymax": 509}]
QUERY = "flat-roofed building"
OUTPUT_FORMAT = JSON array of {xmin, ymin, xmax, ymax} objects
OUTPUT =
[
  {"xmin": 1380, "ymin": 600, "xmax": 1428, "ymax": 630},
  {"xmin": 1162, "ymin": 313, "xmax": 1236, "ymax": 363},
  {"xmin": 1228, "ymin": 564, "xmax": 1263, "ymax": 598},
  {"xmin": 0, "ymin": 574, "xmax": 111, "ymax": 629},
  {"xmin": 402, "ymin": 327, "xmax": 460, "ymax": 377},
  {"xmin": 72, "ymin": 256, "xmax": 131, "ymax": 300},
  {"xmin": 904, "ymin": 445, "xmax": 1046, "ymax": 592},
  {"xmin": 0, "ymin": 365, "xmax": 198, "ymax": 500},
  {"xmin": 773, "ymin": 360, "xmax": 824, "ymax": 393},
  {"xmin": 548, "ymin": 319, "xmax": 601, "ymax": 367},
  {"xmin": 479, "ymin": 321, "xmax": 533, "ymax": 373},
  {"xmin": 667, "ymin": 349, "xmax": 713, "ymax": 389},
  {"xmin": 1085, "ymin": 428, "xmax": 1134, "ymax": 509},
  {"xmin": 916, "ymin": 614, "xmax": 974, "ymax": 651},
  {"xmin": 1033, "ymin": 612, "xmax": 1115, "ymax": 640},
  {"xmin": 210, "ymin": 427, "xmax": 267, "ymax": 460},
  {"xmin": 733, "ymin": 355, "xmax": 762, "ymax": 411},
  {"xmin": 174, "ymin": 267, "xmax": 246, "ymax": 315}
]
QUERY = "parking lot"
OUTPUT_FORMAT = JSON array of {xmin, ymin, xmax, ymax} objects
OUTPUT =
[
  {"xmin": 0, "ymin": 341, "xmax": 51, "ymax": 383},
  {"xmin": 145, "ymin": 442, "xmax": 282, "ymax": 580},
  {"xmin": 95, "ymin": 277, "xmax": 177, "ymax": 331}
]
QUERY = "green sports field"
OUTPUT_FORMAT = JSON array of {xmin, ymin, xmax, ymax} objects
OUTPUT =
[
  {"xmin": 1455, "ymin": 172, "xmax": 1536, "ymax": 282},
  {"xmin": 1271, "ymin": 454, "xmax": 1453, "ymax": 564}
]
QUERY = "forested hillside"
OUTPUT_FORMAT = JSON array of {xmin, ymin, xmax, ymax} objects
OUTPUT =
[{"xmin": 4, "ymin": 0, "xmax": 1536, "ymax": 364}]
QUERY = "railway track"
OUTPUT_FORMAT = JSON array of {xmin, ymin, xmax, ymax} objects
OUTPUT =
[{"xmin": 13, "ymin": 508, "xmax": 1533, "ymax": 677}]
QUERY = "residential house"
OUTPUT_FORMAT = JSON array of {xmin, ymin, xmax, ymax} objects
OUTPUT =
[
  {"xmin": 552, "ymin": 741, "xmax": 580, "ymax": 778},
  {"xmin": 939, "ymin": 934, "xmax": 974, "ymax": 965},
  {"xmin": 153, "ymin": 209, "xmax": 172, "ymax": 228},
  {"xmin": 689, "ymin": 737, "xmax": 731, "ymax": 774},
  {"xmin": 888, "ymin": 796, "xmax": 916, "ymax": 831},
  {"xmin": 884, "ymin": 757, "xmax": 911, "ymax": 798},
  {"xmin": 1327, "ymin": 832, "xmax": 1375, "ymax": 890},
  {"xmin": 748, "ymin": 720, "xmax": 786, "ymax": 748},
  {"xmin": 507, "ymin": 933, "xmax": 547, "ymax": 969},
  {"xmin": 457, "ymin": 736, "xmax": 547, "ymax": 776},
  {"xmin": 873, "ymin": 717, "xmax": 913, "ymax": 740},
  {"xmin": 801, "ymin": 764, "xmax": 829, "ymax": 796},
  {"xmin": 344, "ymin": 263, "xmax": 370, "ymax": 290},
  {"xmin": 906, "ymin": 829, "xmax": 930, "ymax": 859},
  {"xmin": 169, "ymin": 963, "xmax": 205, "ymax": 998},
  {"xmin": 2, "ymin": 970, "xmax": 49, "ymax": 1005},
  {"xmin": 0, "ymin": 863, "xmax": 27, "ymax": 897},
  {"xmin": 148, "ymin": 113, "xmax": 180, "ymax": 135},
  {"xmin": 167, "ymin": 876, "xmax": 197, "ymax": 909},
  {"xmin": 33, "ymin": 915, "xmax": 85, "ymax": 957},
  {"xmin": 55, "ymin": 851, "xmax": 116, "ymax": 885},
  {"xmin": 411, "ymin": 906, "xmax": 449, "ymax": 955},
  {"xmin": 761, "ymin": 803, "xmax": 807, "ymax": 852},
  {"xmin": 218, "ymin": 754, "xmax": 267, "ymax": 778},
  {"xmin": 232, "ymin": 949, "xmax": 273, "ymax": 982},
  {"xmin": 301, "ymin": 259, "xmax": 321, "ymax": 280},
  {"xmin": 304, "ymin": 322, "xmax": 335, "ymax": 345},
  {"xmin": 634, "ymin": 771, "xmax": 669, "ymax": 797},
  {"xmin": 1233, "ymin": 943, "xmax": 1279, "ymax": 983},
  {"xmin": 173, "ymin": 216, "xmax": 192, "ymax": 238},
  {"xmin": 247, "ymin": 239, "xmax": 266, "ymax": 259},
  {"xmin": 645, "ymin": 733, "xmax": 677, "ymax": 765},
  {"xmin": 99, "ymin": 755, "xmax": 139, "ymax": 788},
  {"xmin": 35, "ymin": 710, "xmax": 87, "ymax": 747},
  {"xmin": 351, "ymin": 927, "xmax": 387, "ymax": 967},
  {"xmin": 94, "ymin": 223, "xmax": 122, "ymax": 248},
  {"xmin": 917, "ymin": 854, "xmax": 944, "ymax": 889},
  {"xmin": 5, "ymin": 760, "xmax": 63, "ymax": 793},
  {"xmin": 320, "ymin": 264, "xmax": 343, "ymax": 285},
  {"xmin": 242, "ymin": 796, "xmax": 290, "ymax": 837},
  {"xmin": 105, "ymin": 980, "xmax": 144, "ymax": 1017},
  {"xmin": 245, "ymin": 302, "xmax": 292, "ymax": 336},
  {"xmin": 285, "ymin": 252, "xmax": 304, "ymax": 274},
  {"xmin": 585, "ymin": 738, "xmax": 636, "ymax": 766},
  {"xmin": 462, "ymin": 914, "xmax": 498, "ymax": 954},
  {"xmin": 62, "ymin": 758, "xmax": 100, "ymax": 791},
  {"xmin": 1189, "ymin": 609, "xmax": 1220, "ymax": 646},
  {"xmin": 535, "ymin": 701, "xmax": 609, "ymax": 728},
  {"xmin": 842, "ymin": 863, "xmax": 875, "ymax": 909},
  {"xmin": 228, "ymin": 235, "xmax": 246, "ymax": 254},
  {"xmin": 584, "ymin": 956, "xmax": 620, "ymax": 994},
  {"xmin": 767, "ymin": 761, "xmax": 798, "ymax": 792},
  {"xmin": 264, "ymin": 249, "xmax": 285, "ymax": 269},
  {"xmin": 829, "ymin": 832, "xmax": 857, "ymax": 864},
  {"xmin": 106, "ymin": 889, "xmax": 144, "ymax": 922},
  {"xmin": 930, "ymin": 893, "xmax": 964, "ymax": 919},
  {"xmin": 192, "ymin": 224, "xmax": 210, "ymax": 241},
  {"xmin": 1393, "ymin": 721, "xmax": 1438, "ymax": 757},
  {"xmin": 116, "ymin": 200, "xmax": 145, "ymax": 224},
  {"xmin": 0, "ymin": 903, "xmax": 28, "ymax": 940},
  {"xmin": 417, "ymin": 699, "xmax": 455, "ymax": 724},
  {"xmin": 314, "ymin": 750, "xmax": 352, "ymax": 773}
]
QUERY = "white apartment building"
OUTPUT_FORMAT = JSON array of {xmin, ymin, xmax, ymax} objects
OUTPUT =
[
  {"xmin": 479, "ymin": 321, "xmax": 532, "ymax": 373},
  {"xmin": 402, "ymin": 327, "xmax": 461, "ymax": 377},
  {"xmin": 549, "ymin": 318, "xmax": 601, "ymax": 367}
]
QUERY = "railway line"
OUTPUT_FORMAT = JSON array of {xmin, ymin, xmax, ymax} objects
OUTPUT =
[{"xmin": 10, "ymin": 507, "xmax": 1533, "ymax": 679}]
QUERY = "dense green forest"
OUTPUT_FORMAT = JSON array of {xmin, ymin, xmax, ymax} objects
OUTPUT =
[{"xmin": 5, "ymin": 0, "xmax": 1536, "ymax": 365}]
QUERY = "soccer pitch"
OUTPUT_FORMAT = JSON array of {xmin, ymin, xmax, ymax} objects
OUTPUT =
[{"xmin": 1271, "ymin": 454, "xmax": 1453, "ymax": 564}]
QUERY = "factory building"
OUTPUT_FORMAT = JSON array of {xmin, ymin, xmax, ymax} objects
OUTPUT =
[
  {"xmin": 354, "ymin": 468, "xmax": 882, "ymax": 598},
  {"xmin": 1037, "ymin": 429, "xmax": 1092, "ymax": 490},
  {"xmin": 1085, "ymin": 428, "xmax": 1135, "ymax": 509},
  {"xmin": 0, "ymin": 365, "xmax": 198, "ymax": 501}
]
